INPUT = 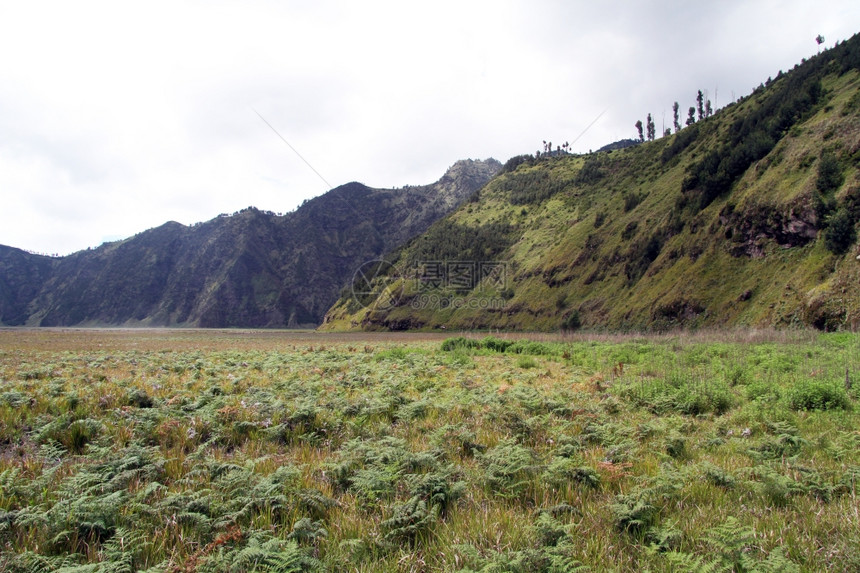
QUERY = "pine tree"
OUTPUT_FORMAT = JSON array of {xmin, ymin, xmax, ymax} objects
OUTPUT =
[
  {"xmin": 697, "ymin": 90, "xmax": 705, "ymax": 121},
  {"xmin": 635, "ymin": 120, "xmax": 644, "ymax": 142},
  {"xmin": 646, "ymin": 113, "xmax": 656, "ymax": 141}
]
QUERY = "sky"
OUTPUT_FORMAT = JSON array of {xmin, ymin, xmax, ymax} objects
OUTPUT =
[{"xmin": 1, "ymin": 1, "xmax": 858, "ymax": 255}]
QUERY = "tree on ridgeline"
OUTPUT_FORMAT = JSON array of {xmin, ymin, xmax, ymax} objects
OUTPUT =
[
  {"xmin": 635, "ymin": 120, "xmax": 644, "ymax": 142},
  {"xmin": 672, "ymin": 101, "xmax": 681, "ymax": 133},
  {"xmin": 696, "ymin": 90, "xmax": 705, "ymax": 121},
  {"xmin": 646, "ymin": 113, "xmax": 656, "ymax": 141},
  {"xmin": 686, "ymin": 106, "xmax": 696, "ymax": 126}
]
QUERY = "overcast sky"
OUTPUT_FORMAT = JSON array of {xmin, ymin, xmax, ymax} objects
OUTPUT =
[{"xmin": 1, "ymin": 1, "xmax": 858, "ymax": 255}]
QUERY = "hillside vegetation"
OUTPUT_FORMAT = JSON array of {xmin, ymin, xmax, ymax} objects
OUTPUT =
[
  {"xmin": 0, "ymin": 159, "xmax": 500, "ymax": 328},
  {"xmin": 323, "ymin": 36, "xmax": 860, "ymax": 332}
]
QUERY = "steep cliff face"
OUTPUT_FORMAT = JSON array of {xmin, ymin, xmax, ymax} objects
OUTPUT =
[
  {"xmin": 719, "ymin": 200, "xmax": 819, "ymax": 258},
  {"xmin": 0, "ymin": 159, "xmax": 500, "ymax": 327},
  {"xmin": 0, "ymin": 246, "xmax": 54, "ymax": 326}
]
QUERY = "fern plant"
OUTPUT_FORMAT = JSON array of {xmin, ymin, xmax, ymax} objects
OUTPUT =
[
  {"xmin": 610, "ymin": 491, "xmax": 658, "ymax": 534},
  {"xmin": 531, "ymin": 511, "xmax": 568, "ymax": 547},
  {"xmin": 197, "ymin": 530, "xmax": 320, "ymax": 572},
  {"xmin": 405, "ymin": 465, "xmax": 466, "ymax": 518},
  {"xmin": 661, "ymin": 517, "xmax": 801, "ymax": 572},
  {"xmin": 478, "ymin": 439, "xmax": 540, "ymax": 497},
  {"xmin": 700, "ymin": 461, "xmax": 737, "ymax": 489},
  {"xmin": 542, "ymin": 457, "xmax": 600, "ymax": 490},
  {"xmin": 96, "ymin": 526, "xmax": 151, "ymax": 573},
  {"xmin": 381, "ymin": 495, "xmax": 438, "ymax": 547}
]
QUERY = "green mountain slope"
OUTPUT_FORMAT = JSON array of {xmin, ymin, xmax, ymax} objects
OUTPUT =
[
  {"xmin": 0, "ymin": 158, "xmax": 500, "ymax": 327},
  {"xmin": 322, "ymin": 36, "xmax": 860, "ymax": 332}
]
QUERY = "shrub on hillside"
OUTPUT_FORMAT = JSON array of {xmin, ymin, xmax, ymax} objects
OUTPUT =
[
  {"xmin": 560, "ymin": 310, "xmax": 581, "ymax": 332},
  {"xmin": 823, "ymin": 207, "xmax": 857, "ymax": 254},
  {"xmin": 816, "ymin": 151, "xmax": 844, "ymax": 194}
]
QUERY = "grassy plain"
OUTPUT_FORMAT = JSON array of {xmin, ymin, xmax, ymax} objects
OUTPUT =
[{"xmin": 0, "ymin": 328, "xmax": 858, "ymax": 572}]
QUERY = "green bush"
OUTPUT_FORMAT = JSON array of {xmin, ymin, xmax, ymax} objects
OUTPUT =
[
  {"xmin": 823, "ymin": 207, "xmax": 857, "ymax": 254},
  {"xmin": 560, "ymin": 310, "xmax": 581, "ymax": 332},
  {"xmin": 746, "ymin": 380, "xmax": 781, "ymax": 401},
  {"xmin": 445, "ymin": 349, "xmax": 474, "ymax": 367},
  {"xmin": 507, "ymin": 341, "xmax": 555, "ymax": 356},
  {"xmin": 787, "ymin": 379, "xmax": 851, "ymax": 411},
  {"xmin": 482, "ymin": 336, "xmax": 514, "ymax": 353},
  {"xmin": 816, "ymin": 150, "xmax": 844, "ymax": 194},
  {"xmin": 442, "ymin": 337, "xmax": 559, "ymax": 357},
  {"xmin": 677, "ymin": 380, "xmax": 734, "ymax": 415},
  {"xmin": 617, "ymin": 376, "xmax": 733, "ymax": 415},
  {"xmin": 440, "ymin": 337, "xmax": 481, "ymax": 352}
]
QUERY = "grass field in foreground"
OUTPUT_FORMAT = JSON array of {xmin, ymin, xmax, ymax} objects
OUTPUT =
[{"xmin": 0, "ymin": 328, "xmax": 858, "ymax": 572}]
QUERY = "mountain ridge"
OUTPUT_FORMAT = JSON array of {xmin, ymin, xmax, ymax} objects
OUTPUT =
[
  {"xmin": 322, "ymin": 36, "xmax": 860, "ymax": 332},
  {"xmin": 0, "ymin": 158, "xmax": 501, "ymax": 327}
]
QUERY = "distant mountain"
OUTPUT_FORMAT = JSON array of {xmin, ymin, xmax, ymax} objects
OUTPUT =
[
  {"xmin": 0, "ymin": 158, "xmax": 501, "ymax": 327},
  {"xmin": 322, "ymin": 35, "xmax": 860, "ymax": 332}
]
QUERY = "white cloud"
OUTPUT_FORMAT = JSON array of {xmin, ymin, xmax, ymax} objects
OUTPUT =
[{"xmin": 1, "ymin": 0, "xmax": 858, "ymax": 254}]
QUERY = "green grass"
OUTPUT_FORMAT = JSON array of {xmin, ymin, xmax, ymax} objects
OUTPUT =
[{"xmin": 0, "ymin": 329, "xmax": 857, "ymax": 571}]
